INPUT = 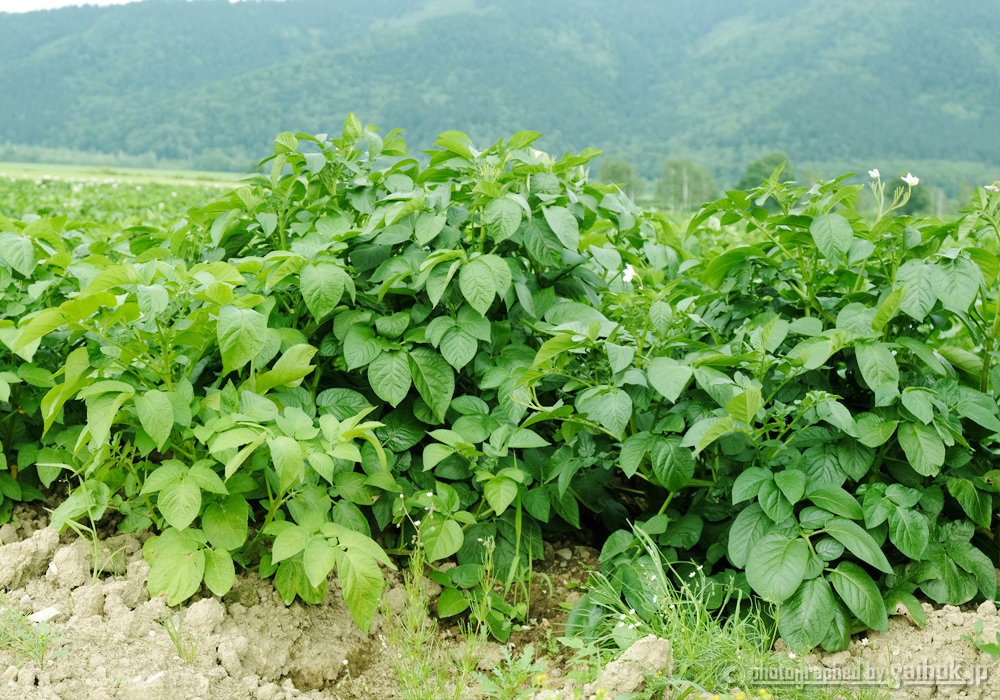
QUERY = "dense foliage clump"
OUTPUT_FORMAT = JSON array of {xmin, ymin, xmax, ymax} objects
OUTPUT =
[{"xmin": 1, "ymin": 117, "xmax": 999, "ymax": 652}]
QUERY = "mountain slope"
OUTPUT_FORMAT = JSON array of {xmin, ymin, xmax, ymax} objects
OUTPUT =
[{"xmin": 0, "ymin": 0, "xmax": 996, "ymax": 184}]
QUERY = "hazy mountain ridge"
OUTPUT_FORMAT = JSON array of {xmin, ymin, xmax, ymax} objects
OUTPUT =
[{"xmin": 1, "ymin": 0, "xmax": 996, "ymax": 185}]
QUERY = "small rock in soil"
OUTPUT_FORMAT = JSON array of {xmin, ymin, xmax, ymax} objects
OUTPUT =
[
  {"xmin": 585, "ymin": 634, "xmax": 673, "ymax": 697},
  {"xmin": 185, "ymin": 597, "xmax": 225, "ymax": 636},
  {"xmin": 0, "ymin": 527, "xmax": 58, "ymax": 590},
  {"xmin": 555, "ymin": 548, "xmax": 573, "ymax": 561},
  {"xmin": 46, "ymin": 540, "xmax": 91, "ymax": 589}
]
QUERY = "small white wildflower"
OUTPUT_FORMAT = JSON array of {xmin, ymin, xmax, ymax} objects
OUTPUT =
[
  {"xmin": 696, "ymin": 565, "xmax": 703, "ymax": 571},
  {"xmin": 669, "ymin": 604, "xmax": 676, "ymax": 609},
  {"xmin": 861, "ymin": 637, "xmax": 869, "ymax": 646},
  {"xmin": 628, "ymin": 609, "xmax": 635, "ymax": 615},
  {"xmin": 688, "ymin": 571, "xmax": 696, "ymax": 578},
  {"xmin": 789, "ymin": 652, "xmax": 797, "ymax": 659},
  {"xmin": 399, "ymin": 493, "xmax": 405, "ymax": 499},
  {"xmin": 619, "ymin": 614, "xmax": 627, "ymax": 620},
  {"xmin": 622, "ymin": 264, "xmax": 638, "ymax": 283},
  {"xmin": 413, "ymin": 520, "xmax": 420, "ymax": 526},
  {"xmin": 868, "ymin": 169, "xmax": 880, "ymax": 178},
  {"xmin": 616, "ymin": 622, "xmax": 624, "ymax": 628},
  {"xmin": 901, "ymin": 173, "xmax": 919, "ymax": 187},
  {"xmin": 986, "ymin": 185, "xmax": 999, "ymax": 193},
  {"xmin": 892, "ymin": 649, "xmax": 900, "ymax": 657},
  {"xmin": 343, "ymin": 659, "xmax": 348, "ymax": 665},
  {"xmin": 652, "ymin": 595, "xmax": 657, "ymax": 603},
  {"xmin": 426, "ymin": 492, "xmax": 434, "ymax": 497}
]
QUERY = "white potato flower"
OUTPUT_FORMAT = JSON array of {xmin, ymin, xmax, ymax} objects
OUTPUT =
[
  {"xmin": 901, "ymin": 173, "xmax": 919, "ymax": 187},
  {"xmin": 868, "ymin": 169, "xmax": 880, "ymax": 178}
]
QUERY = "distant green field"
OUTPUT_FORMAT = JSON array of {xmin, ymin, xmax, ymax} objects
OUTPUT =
[{"xmin": 0, "ymin": 161, "xmax": 240, "ymax": 187}]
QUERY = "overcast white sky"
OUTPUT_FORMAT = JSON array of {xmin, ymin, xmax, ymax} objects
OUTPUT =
[{"xmin": 0, "ymin": 0, "xmax": 272, "ymax": 11}]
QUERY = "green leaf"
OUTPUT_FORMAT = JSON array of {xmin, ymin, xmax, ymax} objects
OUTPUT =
[
  {"xmin": 855, "ymin": 414, "xmax": 898, "ymax": 448},
  {"xmin": 542, "ymin": 206, "xmax": 580, "ymax": 250},
  {"xmin": 946, "ymin": 541, "xmax": 997, "ymax": 599},
  {"xmin": 134, "ymin": 390, "xmax": 174, "ymax": 451},
  {"xmin": 272, "ymin": 524, "xmax": 310, "ymax": 562},
  {"xmin": 368, "ymin": 351, "xmax": 412, "ymax": 407},
  {"xmin": 217, "ymin": 305, "xmax": 268, "ymax": 374},
  {"xmin": 606, "ymin": 343, "xmax": 635, "ymax": 374},
  {"xmin": 647, "ymin": 357, "xmax": 693, "ymax": 403},
  {"xmin": 757, "ymin": 479, "xmax": 793, "ymax": 523},
  {"xmin": 946, "ymin": 478, "xmax": 992, "ymax": 528},
  {"xmin": 337, "ymin": 538, "xmax": 386, "ymax": 633},
  {"xmin": 872, "ymin": 286, "xmax": 905, "ymax": 331},
  {"xmin": 650, "ymin": 438, "xmax": 696, "ymax": 492},
  {"xmin": 897, "ymin": 422, "xmax": 945, "ymax": 477},
  {"xmin": 485, "ymin": 196, "xmax": 523, "ymax": 243},
  {"xmin": 0, "ymin": 233, "xmax": 35, "ymax": 276},
  {"xmin": 896, "ymin": 260, "xmax": 936, "ymax": 322},
  {"xmin": 726, "ymin": 386, "xmax": 763, "ymax": 425},
  {"xmin": 745, "ymin": 532, "xmax": 810, "ymax": 602},
  {"xmin": 439, "ymin": 328, "xmax": 478, "ymax": 369},
  {"xmin": 778, "ymin": 577, "xmax": 837, "ymax": 653},
  {"xmin": 854, "ymin": 342, "xmax": 898, "ymax": 406},
  {"xmin": 299, "ymin": 263, "xmax": 348, "ymax": 321},
  {"xmin": 806, "ymin": 485, "xmax": 863, "ymax": 520},
  {"xmin": 343, "ymin": 325, "xmax": 382, "ymax": 370},
  {"xmin": 576, "ymin": 387, "xmax": 632, "ymax": 438},
  {"xmin": 422, "ymin": 517, "xmax": 463, "ymax": 562},
  {"xmin": 829, "ymin": 562, "xmax": 889, "ymax": 632},
  {"xmin": 727, "ymin": 503, "xmax": 771, "ymax": 569},
  {"xmin": 408, "ymin": 348, "xmax": 455, "ymax": 422},
  {"xmin": 810, "ymin": 213, "xmax": 854, "ymax": 261},
  {"xmin": 620, "ymin": 432, "xmax": 655, "ymax": 478},
  {"xmin": 268, "ymin": 436, "xmax": 304, "ymax": 492},
  {"xmin": 459, "ymin": 259, "xmax": 497, "ymax": 315},
  {"xmin": 438, "ymin": 587, "xmax": 470, "ymax": 617},
  {"xmin": 148, "ymin": 548, "xmax": 205, "ymax": 606},
  {"xmin": 888, "ymin": 506, "xmax": 929, "ymax": 559},
  {"xmin": 157, "ymin": 479, "xmax": 202, "ymax": 530},
  {"xmin": 85, "ymin": 391, "xmax": 131, "ymax": 449},
  {"xmin": 732, "ymin": 468, "xmax": 772, "ymax": 504},
  {"xmin": 484, "ymin": 477, "xmax": 518, "ymax": 516},
  {"xmin": 303, "ymin": 537, "xmax": 338, "ymax": 588},
  {"xmin": 930, "ymin": 256, "xmax": 982, "ymax": 312},
  {"xmin": 202, "ymin": 495, "xmax": 250, "ymax": 551},
  {"xmin": 824, "ymin": 517, "xmax": 892, "ymax": 573},
  {"xmin": 901, "ymin": 389, "xmax": 935, "ymax": 425},
  {"xmin": 137, "ymin": 285, "xmax": 169, "ymax": 317},
  {"xmin": 774, "ymin": 469, "xmax": 807, "ymax": 505},
  {"xmin": 203, "ymin": 548, "xmax": 235, "ymax": 596}
]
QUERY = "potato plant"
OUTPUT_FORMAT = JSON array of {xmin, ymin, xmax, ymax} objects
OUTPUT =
[{"xmin": 1, "ymin": 117, "xmax": 999, "ymax": 653}]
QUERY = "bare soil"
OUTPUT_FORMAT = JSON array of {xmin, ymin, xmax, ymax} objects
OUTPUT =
[{"xmin": 0, "ymin": 504, "xmax": 995, "ymax": 700}]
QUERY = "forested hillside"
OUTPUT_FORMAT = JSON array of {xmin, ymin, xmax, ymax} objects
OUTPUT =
[{"xmin": 1, "ymin": 0, "xmax": 997, "ymax": 187}]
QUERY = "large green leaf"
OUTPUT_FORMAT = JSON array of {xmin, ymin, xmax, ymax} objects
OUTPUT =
[
  {"xmin": 576, "ymin": 386, "xmax": 632, "ymax": 438},
  {"xmin": 929, "ymin": 256, "xmax": 982, "ymax": 312},
  {"xmin": 459, "ymin": 259, "xmax": 497, "ymax": 315},
  {"xmin": 337, "ymin": 541, "xmax": 385, "ymax": 633},
  {"xmin": 745, "ymin": 532, "xmax": 810, "ymax": 602},
  {"xmin": 367, "ymin": 351, "xmax": 412, "ymax": 406},
  {"xmin": 888, "ymin": 505, "xmax": 929, "ymax": 559},
  {"xmin": 895, "ymin": 260, "xmax": 936, "ymax": 321},
  {"xmin": 824, "ymin": 517, "xmax": 892, "ymax": 573},
  {"xmin": 728, "ymin": 503, "xmax": 772, "ymax": 569},
  {"xmin": 202, "ymin": 495, "xmax": 250, "ymax": 551},
  {"xmin": 485, "ymin": 196, "xmax": 524, "ymax": 243},
  {"xmin": 778, "ymin": 577, "xmax": 837, "ymax": 652},
  {"xmin": 854, "ymin": 342, "xmax": 898, "ymax": 406},
  {"xmin": 542, "ymin": 206, "xmax": 580, "ymax": 250},
  {"xmin": 810, "ymin": 213, "xmax": 854, "ymax": 261},
  {"xmin": 946, "ymin": 478, "xmax": 992, "ymax": 528},
  {"xmin": 829, "ymin": 562, "xmax": 889, "ymax": 631},
  {"xmin": 299, "ymin": 263, "xmax": 348, "ymax": 321},
  {"xmin": 134, "ymin": 390, "xmax": 174, "ymax": 450},
  {"xmin": 157, "ymin": 478, "xmax": 202, "ymax": 530},
  {"xmin": 217, "ymin": 305, "xmax": 268, "ymax": 374},
  {"xmin": 647, "ymin": 357, "xmax": 693, "ymax": 403},
  {"xmin": 896, "ymin": 422, "xmax": 945, "ymax": 476},
  {"xmin": 408, "ymin": 348, "xmax": 454, "ymax": 422},
  {"xmin": 726, "ymin": 386, "xmax": 763, "ymax": 425}
]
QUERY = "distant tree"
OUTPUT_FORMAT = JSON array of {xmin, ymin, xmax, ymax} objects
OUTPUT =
[
  {"xmin": 599, "ymin": 157, "xmax": 642, "ymax": 200},
  {"xmin": 655, "ymin": 159, "xmax": 719, "ymax": 210},
  {"xmin": 736, "ymin": 151, "xmax": 795, "ymax": 191}
]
